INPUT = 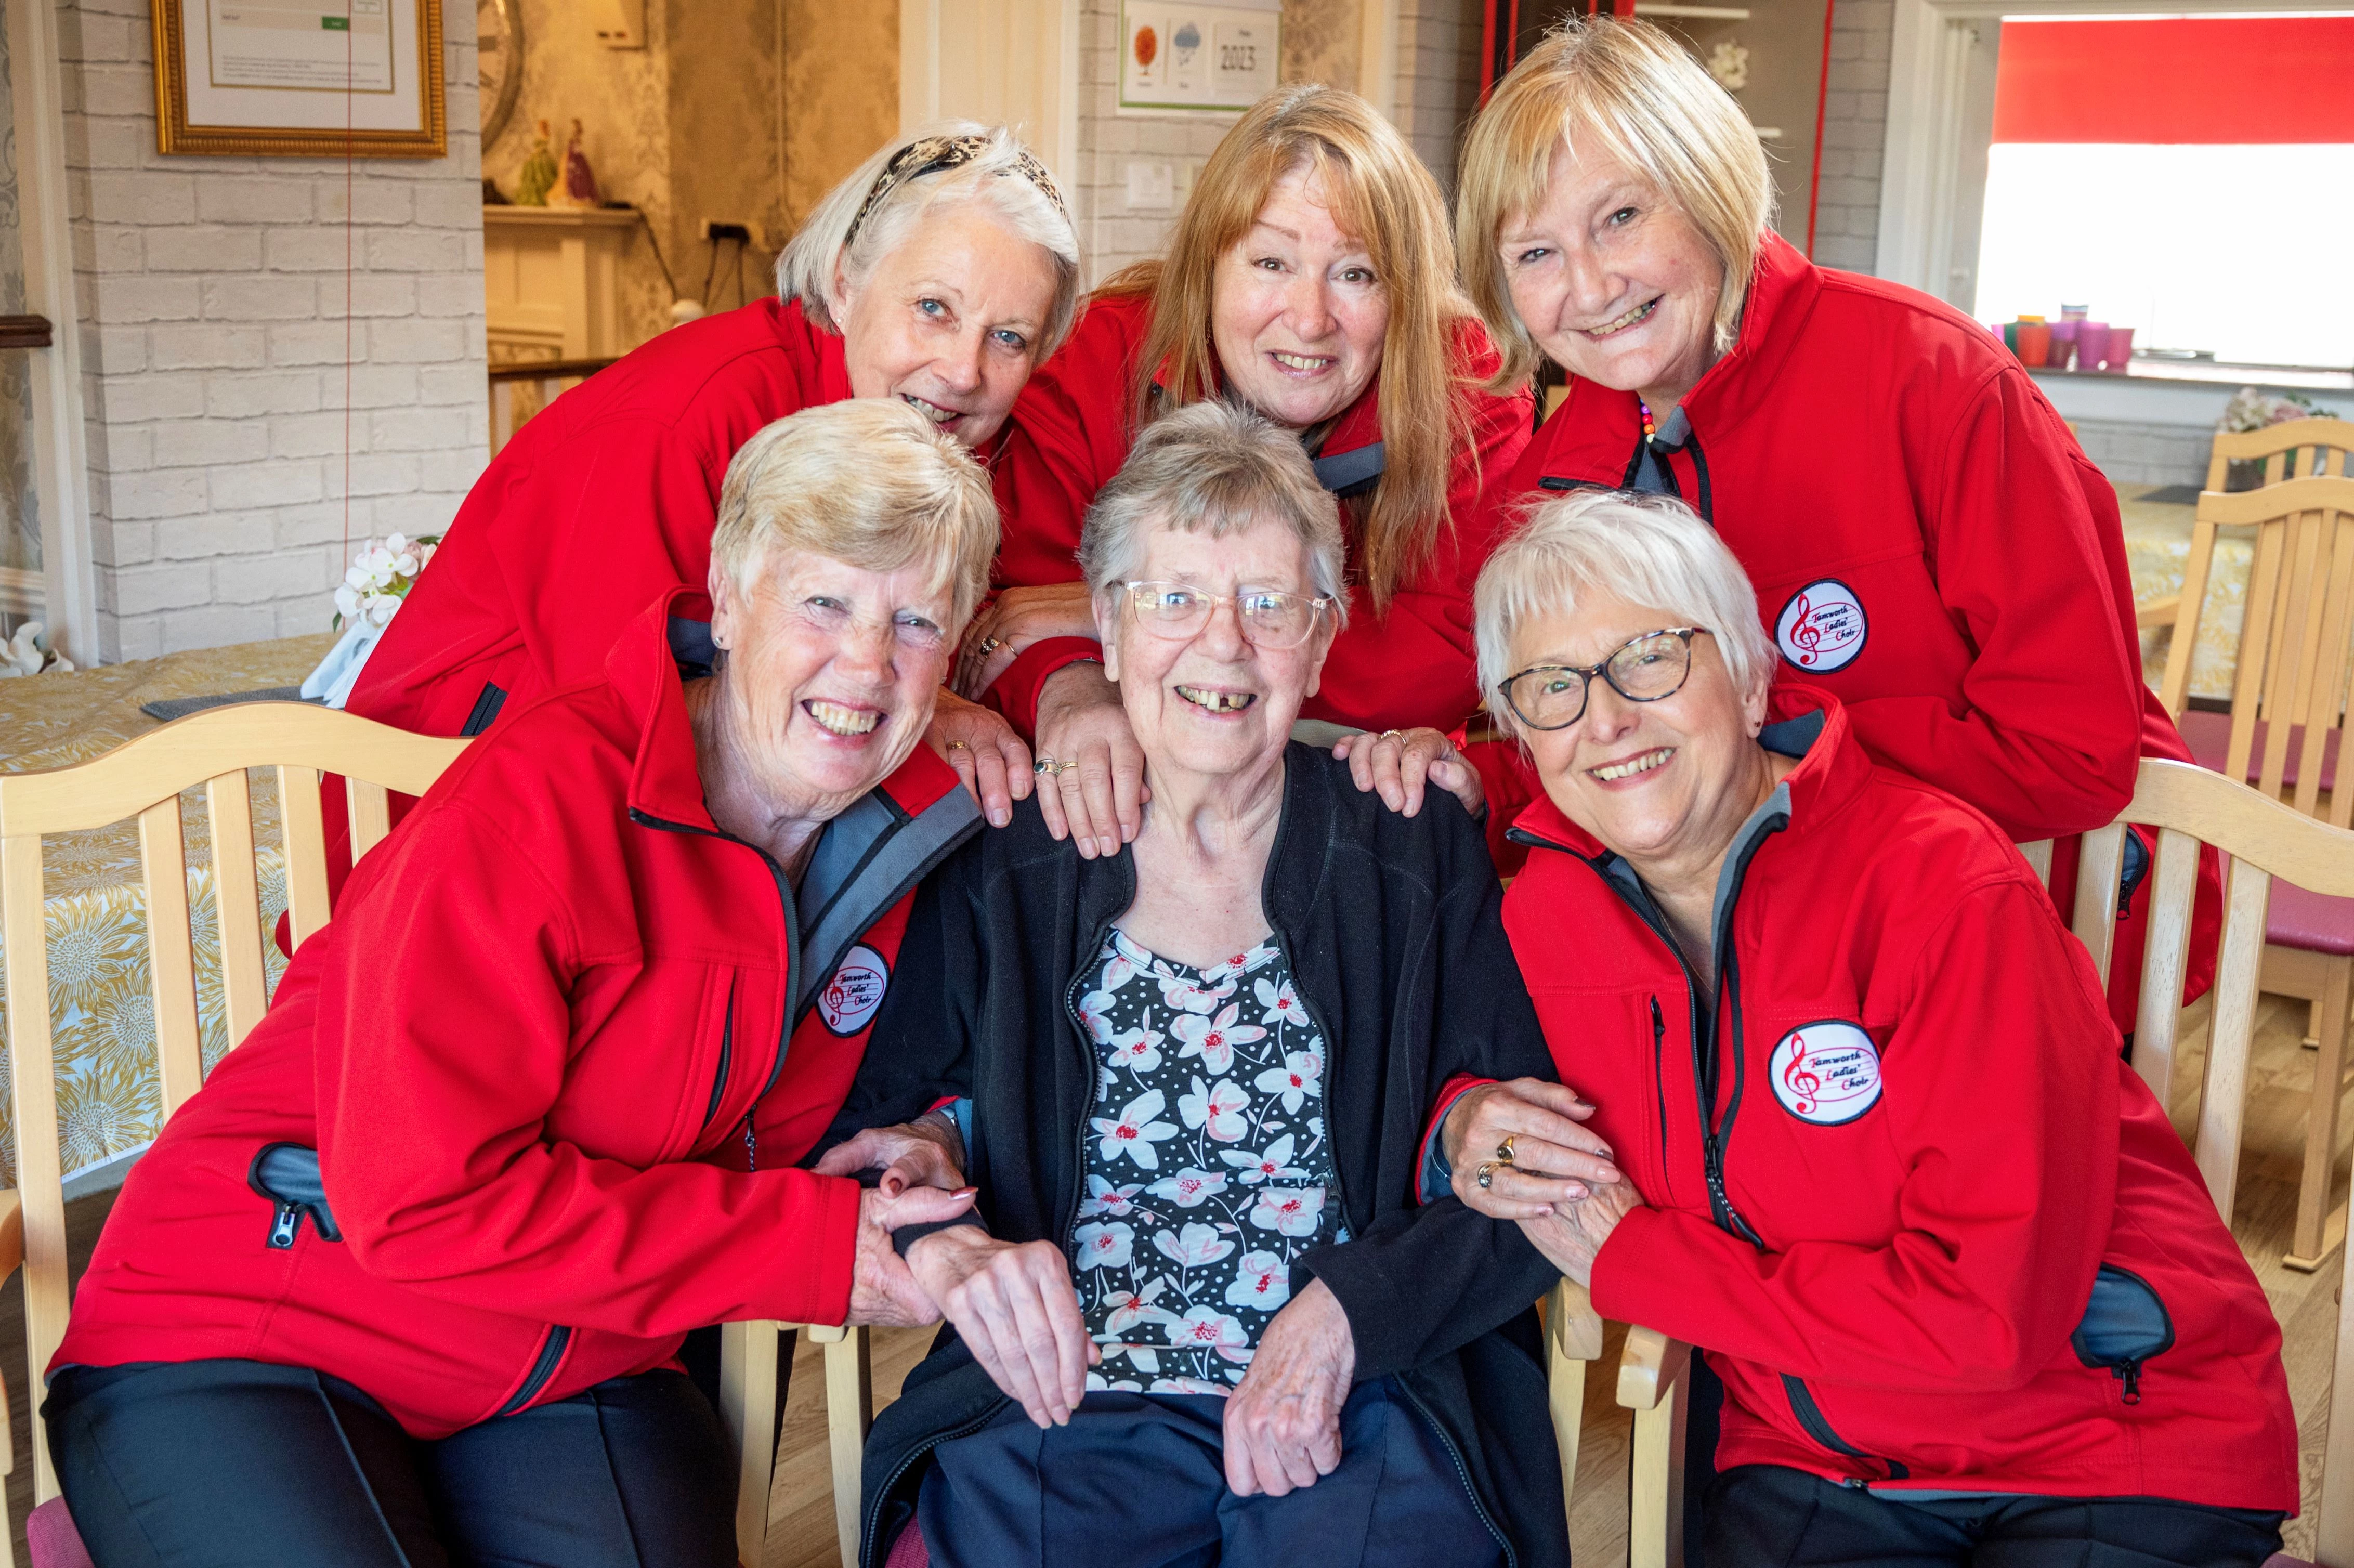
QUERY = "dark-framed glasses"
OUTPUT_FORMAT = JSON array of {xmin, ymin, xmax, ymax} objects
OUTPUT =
[
  {"xmin": 1121, "ymin": 580, "xmax": 1335, "ymax": 651},
  {"xmin": 1497, "ymin": 627, "xmax": 1707, "ymax": 730}
]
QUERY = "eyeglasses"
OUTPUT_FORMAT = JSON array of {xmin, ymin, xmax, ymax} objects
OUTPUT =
[
  {"xmin": 1497, "ymin": 628, "xmax": 1706, "ymax": 731},
  {"xmin": 1121, "ymin": 581, "xmax": 1336, "ymax": 651}
]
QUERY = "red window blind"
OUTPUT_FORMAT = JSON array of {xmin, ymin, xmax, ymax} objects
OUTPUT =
[{"xmin": 1992, "ymin": 17, "xmax": 2354, "ymax": 144}]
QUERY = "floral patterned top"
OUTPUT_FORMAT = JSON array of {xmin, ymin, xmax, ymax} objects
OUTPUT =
[{"xmin": 1068, "ymin": 929, "xmax": 1346, "ymax": 1396}]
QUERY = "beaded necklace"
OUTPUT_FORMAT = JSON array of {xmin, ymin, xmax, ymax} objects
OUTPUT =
[{"xmin": 1638, "ymin": 398, "xmax": 1657, "ymax": 445}]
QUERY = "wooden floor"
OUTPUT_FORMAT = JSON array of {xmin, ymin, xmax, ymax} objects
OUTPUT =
[{"xmin": 1, "ymin": 985, "xmax": 2344, "ymax": 1566}]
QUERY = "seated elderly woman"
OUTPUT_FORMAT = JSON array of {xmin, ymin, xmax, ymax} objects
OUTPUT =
[
  {"xmin": 1438, "ymin": 490, "xmax": 2298, "ymax": 1566},
  {"xmin": 46, "ymin": 400, "xmax": 998, "ymax": 1567},
  {"xmin": 821, "ymin": 401, "xmax": 1565, "ymax": 1568}
]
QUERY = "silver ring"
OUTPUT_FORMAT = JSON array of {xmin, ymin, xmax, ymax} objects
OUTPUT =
[
  {"xmin": 1475, "ymin": 1161, "xmax": 1500, "ymax": 1191},
  {"xmin": 1033, "ymin": 754, "xmax": 1057, "ymax": 776}
]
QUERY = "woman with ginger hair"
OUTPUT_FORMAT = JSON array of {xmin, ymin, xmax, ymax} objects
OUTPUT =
[{"xmin": 962, "ymin": 85, "xmax": 1534, "ymax": 857}]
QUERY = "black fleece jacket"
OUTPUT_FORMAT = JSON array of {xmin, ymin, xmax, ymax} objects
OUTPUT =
[{"xmin": 825, "ymin": 746, "xmax": 1567, "ymax": 1567}]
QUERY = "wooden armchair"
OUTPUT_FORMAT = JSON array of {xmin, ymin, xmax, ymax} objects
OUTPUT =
[{"xmin": 0, "ymin": 703, "xmax": 869, "ymax": 1568}]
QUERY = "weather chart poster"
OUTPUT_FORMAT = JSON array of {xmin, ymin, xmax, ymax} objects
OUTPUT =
[{"xmin": 1120, "ymin": 1, "xmax": 1280, "ymax": 113}]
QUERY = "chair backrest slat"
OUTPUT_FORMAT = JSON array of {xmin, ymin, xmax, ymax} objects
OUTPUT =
[
  {"xmin": 138, "ymin": 799, "xmax": 205, "ymax": 1120},
  {"xmin": 0, "ymin": 704, "xmax": 471, "ymax": 1504},
  {"xmin": 205, "ymin": 770, "xmax": 269, "ymax": 1050},
  {"xmin": 2296, "ymin": 522, "xmax": 2354, "ymax": 819},
  {"xmin": 2322, "ymin": 1229, "xmax": 2354, "ymax": 1558},
  {"xmin": 278, "ymin": 765, "xmax": 331, "ymax": 953},
  {"xmin": 2196, "ymin": 856, "xmax": 2270, "ymax": 1219},
  {"xmin": 348, "ymin": 777, "xmax": 393, "ymax": 861},
  {"xmin": 2127, "ymin": 826, "xmax": 2202, "ymax": 1108},
  {"xmin": 2207, "ymin": 418, "xmax": 2354, "ymax": 491},
  {"xmin": 2226, "ymin": 515, "xmax": 2288, "ymax": 782},
  {"xmin": 2254, "ymin": 509, "xmax": 2326, "ymax": 798},
  {"xmin": 2070, "ymin": 821, "xmax": 2127, "ymax": 986},
  {"xmin": 2017, "ymin": 838, "xmax": 2054, "ymax": 891},
  {"xmin": 0, "ymin": 832, "xmax": 69, "ymax": 1502}
]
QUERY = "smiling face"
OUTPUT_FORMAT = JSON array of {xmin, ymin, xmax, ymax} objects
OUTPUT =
[
  {"xmin": 833, "ymin": 202, "xmax": 1059, "ymax": 447},
  {"xmin": 707, "ymin": 548, "xmax": 957, "ymax": 823},
  {"xmin": 1508, "ymin": 590, "xmax": 1770, "ymax": 875},
  {"xmin": 1098, "ymin": 513, "xmax": 1333, "ymax": 787},
  {"xmin": 1498, "ymin": 138, "xmax": 1725, "ymax": 409},
  {"xmin": 1209, "ymin": 166, "xmax": 1390, "ymax": 431}
]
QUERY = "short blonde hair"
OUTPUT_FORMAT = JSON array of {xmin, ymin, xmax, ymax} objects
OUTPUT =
[
  {"xmin": 1457, "ymin": 18, "xmax": 1773, "ymax": 389},
  {"xmin": 776, "ymin": 122, "xmax": 1082, "ymax": 361},
  {"xmin": 1101, "ymin": 84, "xmax": 1472, "ymax": 612},
  {"xmin": 1475, "ymin": 489, "xmax": 1772, "ymax": 721},
  {"xmin": 1079, "ymin": 400, "xmax": 1348, "ymax": 627},
  {"xmin": 710, "ymin": 399, "xmax": 1000, "ymax": 633}
]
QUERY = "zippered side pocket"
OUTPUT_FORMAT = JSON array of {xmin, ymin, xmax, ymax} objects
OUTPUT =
[
  {"xmin": 1781, "ymin": 1373, "xmax": 1909, "ymax": 1482},
  {"xmin": 495, "ymin": 1324, "xmax": 574, "ymax": 1417},
  {"xmin": 2071, "ymin": 1262, "xmax": 2175, "ymax": 1404}
]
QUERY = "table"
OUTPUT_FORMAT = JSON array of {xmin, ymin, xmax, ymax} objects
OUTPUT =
[{"xmin": 0, "ymin": 633, "xmax": 332, "ymax": 1188}]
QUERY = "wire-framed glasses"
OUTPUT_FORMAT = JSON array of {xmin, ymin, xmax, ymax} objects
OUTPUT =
[
  {"xmin": 1121, "ymin": 581, "xmax": 1335, "ymax": 651},
  {"xmin": 1496, "ymin": 628, "xmax": 1707, "ymax": 731}
]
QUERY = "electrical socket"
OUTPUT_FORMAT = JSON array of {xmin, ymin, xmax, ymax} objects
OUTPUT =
[{"xmin": 703, "ymin": 220, "xmax": 756, "ymax": 245}]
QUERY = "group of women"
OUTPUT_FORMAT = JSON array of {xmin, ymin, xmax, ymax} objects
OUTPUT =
[{"xmin": 45, "ymin": 18, "xmax": 2295, "ymax": 1568}]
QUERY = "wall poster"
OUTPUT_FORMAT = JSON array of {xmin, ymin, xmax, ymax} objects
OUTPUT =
[
  {"xmin": 1118, "ymin": 0, "xmax": 1280, "ymax": 115},
  {"xmin": 152, "ymin": 0, "xmax": 447, "ymax": 157}
]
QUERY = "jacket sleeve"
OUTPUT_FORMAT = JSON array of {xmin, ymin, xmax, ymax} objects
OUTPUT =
[
  {"xmin": 1832, "ymin": 369, "xmax": 2144, "ymax": 840},
  {"xmin": 1589, "ymin": 877, "xmax": 2121, "ymax": 1393},
  {"xmin": 1291, "ymin": 804, "xmax": 1564, "ymax": 1382},
  {"xmin": 313, "ymin": 799, "xmax": 862, "ymax": 1334}
]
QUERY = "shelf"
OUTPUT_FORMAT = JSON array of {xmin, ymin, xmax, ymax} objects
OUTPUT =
[
  {"xmin": 1755, "ymin": 127, "xmax": 1784, "ymax": 140},
  {"xmin": 1636, "ymin": 5, "xmax": 1753, "ymax": 18}
]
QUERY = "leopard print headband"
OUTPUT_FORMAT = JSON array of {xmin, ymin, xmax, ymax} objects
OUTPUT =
[{"xmin": 843, "ymin": 133, "xmax": 1068, "ymax": 251}]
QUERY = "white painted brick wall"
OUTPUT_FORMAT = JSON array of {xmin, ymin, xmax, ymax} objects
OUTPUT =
[
  {"xmin": 59, "ymin": 0, "xmax": 490, "ymax": 663},
  {"xmin": 1394, "ymin": 0, "xmax": 1478, "ymax": 199},
  {"xmin": 1809, "ymin": 0, "xmax": 1892, "ymax": 274}
]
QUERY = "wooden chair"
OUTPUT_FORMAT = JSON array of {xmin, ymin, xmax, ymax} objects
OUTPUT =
[
  {"xmin": 2208, "ymin": 417, "xmax": 2354, "ymax": 492},
  {"xmin": 2151, "ymin": 477, "xmax": 2354, "ymax": 1270},
  {"xmin": 0, "ymin": 703, "xmax": 870, "ymax": 1568},
  {"xmin": 1605, "ymin": 757, "xmax": 2354, "ymax": 1566}
]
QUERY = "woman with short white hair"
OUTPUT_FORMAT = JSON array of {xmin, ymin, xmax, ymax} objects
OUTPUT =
[
  {"xmin": 52, "ymin": 400, "xmax": 1004, "ymax": 1567},
  {"xmin": 1451, "ymin": 18, "xmax": 2212, "ymax": 1035},
  {"xmin": 825, "ymin": 400, "xmax": 1567, "ymax": 1568},
  {"xmin": 1440, "ymin": 489, "xmax": 2296, "ymax": 1567},
  {"xmin": 316, "ymin": 123, "xmax": 1080, "ymax": 926}
]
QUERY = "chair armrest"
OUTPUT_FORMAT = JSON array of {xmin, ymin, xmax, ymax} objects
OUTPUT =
[
  {"xmin": 1546, "ymin": 1278, "xmax": 1604, "ymax": 1361},
  {"xmin": 1617, "ymin": 1324, "xmax": 1691, "ymax": 1413},
  {"xmin": 0, "ymin": 1188, "xmax": 22, "ymax": 1281}
]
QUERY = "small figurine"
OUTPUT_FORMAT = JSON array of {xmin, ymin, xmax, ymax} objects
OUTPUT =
[
  {"xmin": 552, "ymin": 120, "xmax": 601, "ymax": 209},
  {"xmin": 514, "ymin": 119, "xmax": 558, "ymax": 207}
]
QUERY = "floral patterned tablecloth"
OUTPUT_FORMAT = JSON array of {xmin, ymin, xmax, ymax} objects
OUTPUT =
[{"xmin": 0, "ymin": 634, "xmax": 333, "ymax": 1187}]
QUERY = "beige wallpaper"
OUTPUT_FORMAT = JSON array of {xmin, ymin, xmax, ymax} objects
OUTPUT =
[{"xmin": 1283, "ymin": 0, "xmax": 1364, "ymax": 89}]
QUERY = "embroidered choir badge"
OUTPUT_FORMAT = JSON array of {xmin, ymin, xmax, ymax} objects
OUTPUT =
[
  {"xmin": 1774, "ymin": 579, "xmax": 1867, "ymax": 672},
  {"xmin": 1769, "ymin": 1021, "xmax": 1882, "ymax": 1125},
  {"xmin": 817, "ymin": 945, "xmax": 890, "ymax": 1036}
]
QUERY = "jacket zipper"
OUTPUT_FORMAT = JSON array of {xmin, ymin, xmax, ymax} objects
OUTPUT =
[
  {"xmin": 1277, "ymin": 958, "xmax": 1352, "ymax": 1245},
  {"xmin": 861, "ymin": 1408, "xmax": 1000, "ymax": 1568},
  {"xmin": 1648, "ymin": 997, "xmax": 1673, "ymax": 1201},
  {"xmin": 1393, "ymin": 1378, "xmax": 1517, "ymax": 1567},
  {"xmin": 1781, "ymin": 1373, "xmax": 1908, "ymax": 1483},
  {"xmin": 496, "ymin": 1323, "xmax": 573, "ymax": 1416},
  {"xmin": 703, "ymin": 975, "xmax": 737, "ymax": 1134}
]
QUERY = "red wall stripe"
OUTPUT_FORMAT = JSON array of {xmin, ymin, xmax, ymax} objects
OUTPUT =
[{"xmin": 1992, "ymin": 17, "xmax": 2354, "ymax": 145}]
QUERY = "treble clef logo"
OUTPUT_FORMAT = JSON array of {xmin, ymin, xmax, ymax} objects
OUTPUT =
[
  {"xmin": 1781, "ymin": 1031, "xmax": 1820, "ymax": 1115},
  {"xmin": 1788, "ymin": 594, "xmax": 1823, "ymax": 664}
]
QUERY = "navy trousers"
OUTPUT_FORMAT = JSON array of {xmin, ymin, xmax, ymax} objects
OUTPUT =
[
  {"xmin": 1705, "ymin": 1463, "xmax": 2286, "ymax": 1568},
  {"xmin": 915, "ymin": 1377, "xmax": 1504, "ymax": 1568},
  {"xmin": 43, "ymin": 1358, "xmax": 737, "ymax": 1568}
]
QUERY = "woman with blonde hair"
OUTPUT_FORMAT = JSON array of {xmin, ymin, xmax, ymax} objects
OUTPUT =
[
  {"xmin": 304, "ymin": 123, "xmax": 1079, "ymax": 938},
  {"xmin": 1444, "ymin": 17, "xmax": 2214, "ymax": 1030},
  {"xmin": 961, "ymin": 85, "xmax": 1534, "ymax": 856}
]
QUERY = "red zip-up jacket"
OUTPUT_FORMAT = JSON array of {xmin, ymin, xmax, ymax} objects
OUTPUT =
[
  {"xmin": 985, "ymin": 289, "xmax": 1537, "ymax": 735},
  {"xmin": 57, "ymin": 590, "xmax": 982, "ymax": 1438},
  {"xmin": 1470, "ymin": 232, "xmax": 2216, "ymax": 1030},
  {"xmin": 1504, "ymin": 688, "xmax": 2294, "ymax": 1510}
]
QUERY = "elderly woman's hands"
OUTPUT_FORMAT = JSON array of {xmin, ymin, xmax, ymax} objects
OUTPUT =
[
  {"xmin": 1225, "ymin": 1277, "xmax": 1356, "ymax": 1497},
  {"xmin": 849, "ymin": 1184, "xmax": 978, "ymax": 1327},
  {"xmin": 925, "ymin": 689, "xmax": 1034, "ymax": 830},
  {"xmin": 905, "ymin": 1227, "xmax": 1098, "ymax": 1428},
  {"xmin": 1032, "ymin": 662, "xmax": 1150, "ymax": 859},
  {"xmin": 954, "ymin": 583, "xmax": 1100, "ymax": 698},
  {"xmin": 813, "ymin": 1109, "xmax": 966, "ymax": 1195},
  {"xmin": 1332, "ymin": 726, "xmax": 1484, "ymax": 820},
  {"xmin": 1445, "ymin": 1079, "xmax": 1624, "ymax": 1220},
  {"xmin": 1515, "ymin": 1179, "xmax": 1645, "ymax": 1288}
]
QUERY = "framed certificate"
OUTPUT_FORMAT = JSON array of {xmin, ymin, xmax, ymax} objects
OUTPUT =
[
  {"xmin": 151, "ymin": 0, "xmax": 447, "ymax": 158},
  {"xmin": 1118, "ymin": 0, "xmax": 1281, "ymax": 116}
]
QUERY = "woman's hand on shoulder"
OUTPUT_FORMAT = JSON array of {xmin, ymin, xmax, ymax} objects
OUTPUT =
[
  {"xmin": 1515, "ymin": 1179, "xmax": 1644, "ymax": 1289},
  {"xmin": 1225, "ymin": 1277, "xmax": 1355, "ymax": 1497},
  {"xmin": 1333, "ymin": 727, "xmax": 1483, "ymax": 821},
  {"xmin": 848, "ymin": 1183, "xmax": 978, "ymax": 1328},
  {"xmin": 904, "ymin": 1227, "xmax": 1097, "ymax": 1428},
  {"xmin": 954, "ymin": 583, "xmax": 1101, "ymax": 698},
  {"xmin": 1446, "ymin": 1079, "xmax": 1623, "ymax": 1220},
  {"xmin": 926, "ymin": 689, "xmax": 1033, "ymax": 829},
  {"xmin": 1033, "ymin": 662, "xmax": 1149, "ymax": 859}
]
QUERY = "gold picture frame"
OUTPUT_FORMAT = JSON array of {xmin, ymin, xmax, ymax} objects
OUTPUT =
[{"xmin": 152, "ymin": 0, "xmax": 447, "ymax": 159}]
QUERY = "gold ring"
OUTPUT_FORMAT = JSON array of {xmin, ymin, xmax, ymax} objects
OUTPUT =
[
  {"xmin": 1497, "ymin": 1135, "xmax": 1516, "ymax": 1165},
  {"xmin": 1380, "ymin": 728, "xmax": 1404, "ymax": 741},
  {"xmin": 944, "ymin": 740, "xmax": 969, "ymax": 752},
  {"xmin": 978, "ymin": 635, "xmax": 1003, "ymax": 655},
  {"xmin": 1475, "ymin": 1161, "xmax": 1500, "ymax": 1190},
  {"xmin": 1056, "ymin": 760, "xmax": 1080, "ymax": 774}
]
